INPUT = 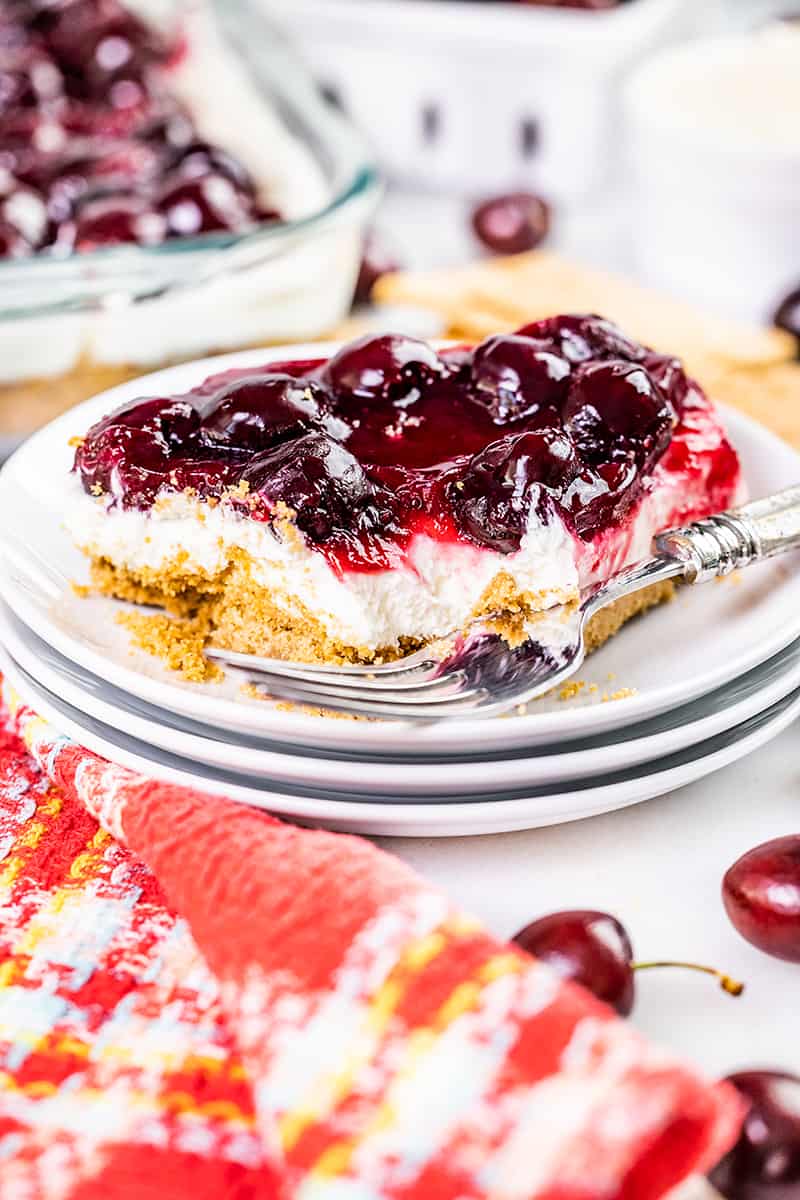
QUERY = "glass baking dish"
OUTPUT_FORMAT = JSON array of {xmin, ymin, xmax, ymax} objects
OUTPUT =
[{"xmin": 0, "ymin": 0, "xmax": 381, "ymax": 449}]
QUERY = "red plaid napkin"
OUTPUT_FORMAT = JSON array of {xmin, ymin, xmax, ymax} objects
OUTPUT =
[{"xmin": 0, "ymin": 678, "xmax": 742, "ymax": 1200}]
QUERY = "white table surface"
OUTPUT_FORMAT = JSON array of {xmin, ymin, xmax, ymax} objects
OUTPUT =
[
  {"xmin": 371, "ymin": 185, "xmax": 800, "ymax": 1086},
  {"xmin": 379, "ymin": 723, "xmax": 800, "ymax": 1080}
]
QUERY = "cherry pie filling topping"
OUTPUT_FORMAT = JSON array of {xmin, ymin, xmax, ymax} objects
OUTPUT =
[
  {"xmin": 0, "ymin": 0, "xmax": 278, "ymax": 261},
  {"xmin": 75, "ymin": 315, "xmax": 741, "ymax": 574}
]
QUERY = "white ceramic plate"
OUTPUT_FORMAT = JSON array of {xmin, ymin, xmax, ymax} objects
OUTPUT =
[
  {"xmin": 5, "ymin": 599, "xmax": 800, "ymax": 796},
  {"xmin": 1, "ymin": 343, "xmax": 800, "ymax": 756},
  {"xmin": 3, "ymin": 642, "xmax": 798, "ymax": 837}
]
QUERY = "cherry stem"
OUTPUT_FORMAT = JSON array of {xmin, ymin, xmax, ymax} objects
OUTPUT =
[{"xmin": 632, "ymin": 960, "xmax": 745, "ymax": 997}]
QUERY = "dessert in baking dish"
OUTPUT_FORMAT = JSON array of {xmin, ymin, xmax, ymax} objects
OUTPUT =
[
  {"xmin": 0, "ymin": 0, "xmax": 358, "ymax": 439},
  {"xmin": 70, "ymin": 315, "xmax": 743, "ymax": 670},
  {"xmin": 0, "ymin": 0, "xmax": 281, "ymax": 259}
]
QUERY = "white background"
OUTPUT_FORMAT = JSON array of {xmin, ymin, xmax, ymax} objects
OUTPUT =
[{"xmin": 380, "ymin": 728, "xmax": 800, "ymax": 1079}]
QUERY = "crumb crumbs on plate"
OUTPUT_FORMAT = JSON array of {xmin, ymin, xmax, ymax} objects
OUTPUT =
[
  {"xmin": 116, "ymin": 610, "xmax": 222, "ymax": 683},
  {"xmin": 242, "ymin": 683, "xmax": 362, "ymax": 720}
]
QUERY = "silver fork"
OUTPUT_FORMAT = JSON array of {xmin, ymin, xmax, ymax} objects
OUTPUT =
[{"xmin": 211, "ymin": 485, "xmax": 800, "ymax": 721}]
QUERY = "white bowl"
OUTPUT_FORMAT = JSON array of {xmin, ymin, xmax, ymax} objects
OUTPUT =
[
  {"xmin": 624, "ymin": 24, "xmax": 800, "ymax": 322},
  {"xmin": 265, "ymin": 0, "xmax": 721, "ymax": 200}
]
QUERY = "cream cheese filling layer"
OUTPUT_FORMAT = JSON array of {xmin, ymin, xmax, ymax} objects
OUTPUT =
[
  {"xmin": 68, "ymin": 435, "xmax": 742, "ymax": 653},
  {"xmin": 68, "ymin": 485, "xmax": 579, "ymax": 651}
]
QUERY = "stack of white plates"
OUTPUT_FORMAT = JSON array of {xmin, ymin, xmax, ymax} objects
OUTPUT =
[{"xmin": 1, "ymin": 354, "xmax": 799, "ymax": 838}]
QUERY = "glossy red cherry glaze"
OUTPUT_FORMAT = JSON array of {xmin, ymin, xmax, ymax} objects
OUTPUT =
[
  {"xmin": 0, "ymin": 0, "xmax": 277, "ymax": 261},
  {"xmin": 75, "ymin": 316, "xmax": 741, "ymax": 573}
]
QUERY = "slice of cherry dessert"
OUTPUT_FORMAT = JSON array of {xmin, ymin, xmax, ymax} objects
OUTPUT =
[{"xmin": 70, "ymin": 315, "xmax": 742, "ymax": 671}]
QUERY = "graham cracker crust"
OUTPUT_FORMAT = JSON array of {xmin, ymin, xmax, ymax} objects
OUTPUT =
[
  {"xmin": 90, "ymin": 551, "xmax": 408, "ymax": 681},
  {"xmin": 583, "ymin": 578, "xmax": 674, "ymax": 652},
  {"xmin": 87, "ymin": 551, "xmax": 674, "ymax": 690}
]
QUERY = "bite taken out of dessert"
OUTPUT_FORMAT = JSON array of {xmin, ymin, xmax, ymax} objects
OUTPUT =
[{"xmin": 68, "ymin": 314, "xmax": 744, "ymax": 681}]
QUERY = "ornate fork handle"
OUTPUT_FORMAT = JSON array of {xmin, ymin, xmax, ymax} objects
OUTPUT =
[{"xmin": 655, "ymin": 484, "xmax": 800, "ymax": 583}]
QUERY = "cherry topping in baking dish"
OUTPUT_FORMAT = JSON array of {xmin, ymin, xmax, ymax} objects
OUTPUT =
[
  {"xmin": 75, "ymin": 315, "xmax": 741, "ymax": 572},
  {"xmin": 0, "ymin": 0, "xmax": 279, "ymax": 261}
]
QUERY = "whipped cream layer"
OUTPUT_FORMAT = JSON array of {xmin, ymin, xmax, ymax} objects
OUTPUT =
[
  {"xmin": 68, "ymin": 482, "xmax": 578, "ymax": 651},
  {"xmin": 67, "ymin": 449, "xmax": 739, "ymax": 654},
  {"xmin": 0, "ymin": 6, "xmax": 344, "ymax": 386}
]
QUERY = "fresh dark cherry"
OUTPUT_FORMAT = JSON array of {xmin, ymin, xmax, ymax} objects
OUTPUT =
[
  {"xmin": 471, "ymin": 191, "xmax": 550, "ymax": 256},
  {"xmin": 723, "ymin": 836, "xmax": 800, "ymax": 963},
  {"xmin": 514, "ymin": 911, "xmax": 636, "ymax": 1014},
  {"xmin": 470, "ymin": 333, "xmax": 571, "ymax": 423},
  {"xmin": 773, "ymin": 287, "xmax": 800, "ymax": 353},
  {"xmin": 197, "ymin": 375, "xmax": 328, "ymax": 453},
  {"xmin": 513, "ymin": 909, "xmax": 744, "ymax": 1016},
  {"xmin": 709, "ymin": 1071, "xmax": 800, "ymax": 1200},
  {"xmin": 320, "ymin": 333, "xmax": 447, "ymax": 404},
  {"xmin": 563, "ymin": 359, "xmax": 676, "ymax": 471},
  {"xmin": 453, "ymin": 429, "xmax": 578, "ymax": 553}
]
